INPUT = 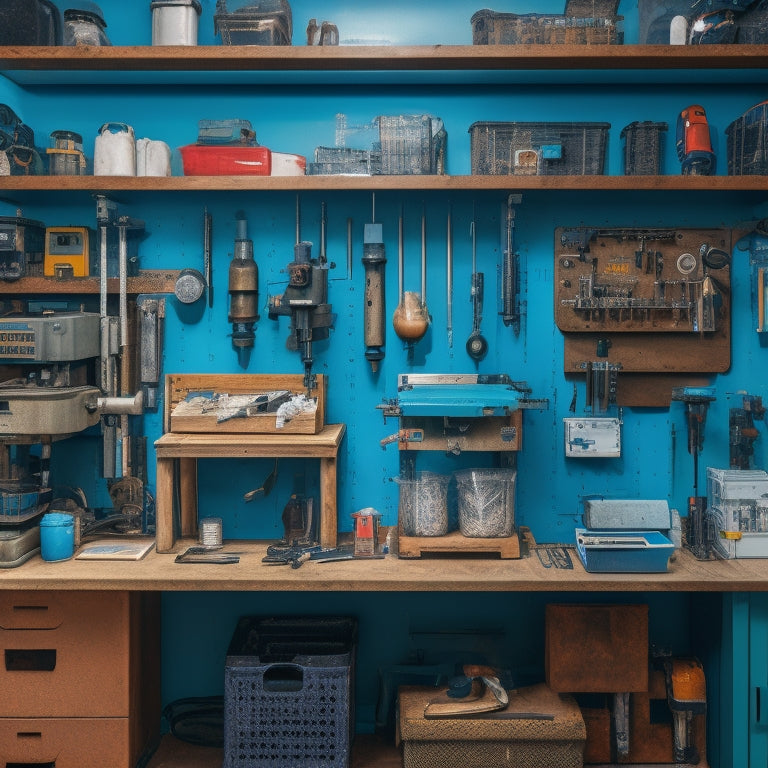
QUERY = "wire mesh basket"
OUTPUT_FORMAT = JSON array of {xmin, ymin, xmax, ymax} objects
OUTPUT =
[
  {"xmin": 377, "ymin": 115, "xmax": 446, "ymax": 175},
  {"xmin": 620, "ymin": 121, "xmax": 667, "ymax": 175},
  {"xmin": 471, "ymin": 8, "xmax": 623, "ymax": 45},
  {"xmin": 738, "ymin": 4, "xmax": 768, "ymax": 42},
  {"xmin": 469, "ymin": 121, "xmax": 609, "ymax": 176},
  {"xmin": 214, "ymin": 0, "xmax": 292, "ymax": 45},
  {"xmin": 309, "ymin": 114, "xmax": 446, "ymax": 176},
  {"xmin": 307, "ymin": 146, "xmax": 382, "ymax": 175},
  {"xmin": 726, "ymin": 101, "xmax": 768, "ymax": 175}
]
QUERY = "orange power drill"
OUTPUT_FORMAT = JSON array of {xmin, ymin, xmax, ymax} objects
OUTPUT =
[{"xmin": 676, "ymin": 104, "xmax": 715, "ymax": 175}]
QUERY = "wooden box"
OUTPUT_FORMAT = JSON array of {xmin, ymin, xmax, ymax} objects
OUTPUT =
[
  {"xmin": 164, "ymin": 373, "xmax": 326, "ymax": 435},
  {"xmin": 398, "ymin": 683, "xmax": 586, "ymax": 768},
  {"xmin": 545, "ymin": 603, "xmax": 648, "ymax": 693}
]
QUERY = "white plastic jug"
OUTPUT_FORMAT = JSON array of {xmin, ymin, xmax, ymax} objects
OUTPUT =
[
  {"xmin": 136, "ymin": 138, "xmax": 172, "ymax": 176},
  {"xmin": 94, "ymin": 122, "xmax": 136, "ymax": 176}
]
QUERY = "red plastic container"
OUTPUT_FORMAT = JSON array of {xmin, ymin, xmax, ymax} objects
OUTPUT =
[{"xmin": 180, "ymin": 144, "xmax": 272, "ymax": 175}]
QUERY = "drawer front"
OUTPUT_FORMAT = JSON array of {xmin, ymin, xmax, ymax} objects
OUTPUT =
[
  {"xmin": 0, "ymin": 591, "xmax": 130, "ymax": 717},
  {"xmin": 0, "ymin": 717, "xmax": 131, "ymax": 768}
]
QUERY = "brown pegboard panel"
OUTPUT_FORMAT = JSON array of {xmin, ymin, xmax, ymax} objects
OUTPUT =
[{"xmin": 555, "ymin": 226, "xmax": 731, "ymax": 376}]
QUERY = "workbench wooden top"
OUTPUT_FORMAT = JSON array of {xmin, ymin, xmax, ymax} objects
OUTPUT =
[
  {"xmin": 3, "ymin": 539, "xmax": 768, "ymax": 593},
  {"xmin": 154, "ymin": 423, "xmax": 346, "ymax": 458}
]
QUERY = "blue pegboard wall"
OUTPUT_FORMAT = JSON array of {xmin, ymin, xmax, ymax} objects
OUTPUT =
[{"xmin": 2, "ymin": 3, "xmax": 768, "ymax": 539}]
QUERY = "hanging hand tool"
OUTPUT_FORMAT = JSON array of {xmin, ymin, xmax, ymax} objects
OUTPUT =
[
  {"xmin": 671, "ymin": 386, "xmax": 716, "ymax": 559},
  {"xmin": 501, "ymin": 193, "xmax": 522, "ymax": 334},
  {"xmin": 446, "ymin": 206, "xmax": 453, "ymax": 348},
  {"xmin": 392, "ymin": 208, "xmax": 429, "ymax": 352},
  {"xmin": 203, "ymin": 207, "xmax": 213, "ymax": 307},
  {"xmin": 466, "ymin": 206, "xmax": 488, "ymax": 361},
  {"xmin": 227, "ymin": 212, "xmax": 259, "ymax": 362},
  {"xmin": 362, "ymin": 193, "xmax": 386, "ymax": 372},
  {"xmin": 268, "ymin": 200, "xmax": 335, "ymax": 391}
]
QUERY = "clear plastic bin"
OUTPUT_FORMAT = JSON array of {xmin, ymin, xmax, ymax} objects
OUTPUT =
[
  {"xmin": 454, "ymin": 468, "xmax": 516, "ymax": 538},
  {"xmin": 394, "ymin": 471, "xmax": 450, "ymax": 537}
]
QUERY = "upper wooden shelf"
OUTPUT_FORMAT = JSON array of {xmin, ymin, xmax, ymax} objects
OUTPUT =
[
  {"xmin": 0, "ymin": 270, "xmax": 180, "ymax": 295},
  {"xmin": 0, "ymin": 174, "xmax": 767, "ymax": 193},
  {"xmin": 1, "ymin": 44, "xmax": 767, "ymax": 72},
  {"xmin": 1, "ymin": 44, "xmax": 768, "ymax": 85}
]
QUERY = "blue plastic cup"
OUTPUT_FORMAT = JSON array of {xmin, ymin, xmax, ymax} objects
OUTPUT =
[{"xmin": 39, "ymin": 513, "xmax": 75, "ymax": 562}]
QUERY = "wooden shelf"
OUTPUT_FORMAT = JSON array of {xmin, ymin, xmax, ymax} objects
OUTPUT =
[
  {"xmin": 0, "ymin": 175, "xmax": 766, "ymax": 193},
  {"xmin": 147, "ymin": 733, "xmax": 402, "ymax": 768},
  {"xmin": 0, "ymin": 270, "xmax": 180, "ymax": 295},
  {"xmin": 1, "ymin": 44, "xmax": 767, "ymax": 75},
  {"xmin": 2, "ymin": 538, "xmax": 768, "ymax": 592}
]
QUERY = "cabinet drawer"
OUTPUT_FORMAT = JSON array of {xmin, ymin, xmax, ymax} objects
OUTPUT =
[
  {"xmin": 0, "ymin": 591, "xmax": 131, "ymax": 717},
  {"xmin": 0, "ymin": 717, "xmax": 133, "ymax": 768}
]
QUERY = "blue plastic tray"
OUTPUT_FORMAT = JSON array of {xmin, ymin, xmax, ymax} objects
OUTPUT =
[{"xmin": 575, "ymin": 528, "xmax": 674, "ymax": 573}]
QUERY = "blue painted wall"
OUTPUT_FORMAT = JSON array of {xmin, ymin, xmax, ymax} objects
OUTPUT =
[{"xmin": 1, "ymin": 1, "xmax": 765, "ymax": 754}]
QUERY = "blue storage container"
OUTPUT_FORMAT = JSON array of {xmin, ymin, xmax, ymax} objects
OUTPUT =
[{"xmin": 575, "ymin": 528, "xmax": 675, "ymax": 573}]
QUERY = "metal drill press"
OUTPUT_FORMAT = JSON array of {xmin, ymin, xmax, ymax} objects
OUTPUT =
[{"xmin": 268, "ymin": 239, "xmax": 334, "ymax": 392}]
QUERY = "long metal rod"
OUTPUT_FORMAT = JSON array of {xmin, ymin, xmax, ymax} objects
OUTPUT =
[
  {"xmin": 347, "ymin": 217, "xmax": 353, "ymax": 279},
  {"xmin": 118, "ymin": 223, "xmax": 128, "ymax": 348},
  {"xmin": 446, "ymin": 208, "xmax": 453, "ymax": 348},
  {"xmin": 398, "ymin": 209, "xmax": 404, "ymax": 300},
  {"xmin": 421, "ymin": 207, "xmax": 427, "ymax": 303}
]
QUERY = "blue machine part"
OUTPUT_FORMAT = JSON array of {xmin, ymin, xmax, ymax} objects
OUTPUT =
[{"xmin": 394, "ymin": 383, "xmax": 527, "ymax": 417}]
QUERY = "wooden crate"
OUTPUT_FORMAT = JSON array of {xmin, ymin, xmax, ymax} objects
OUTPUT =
[{"xmin": 164, "ymin": 374, "xmax": 325, "ymax": 435}]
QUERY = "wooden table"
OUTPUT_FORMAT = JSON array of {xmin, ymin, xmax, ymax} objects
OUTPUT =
[{"xmin": 153, "ymin": 423, "xmax": 346, "ymax": 553}]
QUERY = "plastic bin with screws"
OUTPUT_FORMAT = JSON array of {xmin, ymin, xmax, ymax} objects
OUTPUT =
[
  {"xmin": 395, "ymin": 471, "xmax": 450, "ymax": 536},
  {"xmin": 455, "ymin": 468, "xmax": 516, "ymax": 538}
]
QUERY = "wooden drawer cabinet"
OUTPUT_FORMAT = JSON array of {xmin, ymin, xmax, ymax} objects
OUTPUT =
[{"xmin": 0, "ymin": 591, "xmax": 160, "ymax": 767}]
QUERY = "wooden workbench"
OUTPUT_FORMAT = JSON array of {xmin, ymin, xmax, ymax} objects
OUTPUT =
[
  {"xmin": 153, "ymin": 423, "xmax": 346, "ymax": 553},
  {"xmin": 4, "ymin": 539, "xmax": 768, "ymax": 593}
]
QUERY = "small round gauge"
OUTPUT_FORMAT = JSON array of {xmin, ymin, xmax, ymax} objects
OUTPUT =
[
  {"xmin": 676, "ymin": 252, "xmax": 697, "ymax": 274},
  {"xmin": 174, "ymin": 268, "xmax": 206, "ymax": 304}
]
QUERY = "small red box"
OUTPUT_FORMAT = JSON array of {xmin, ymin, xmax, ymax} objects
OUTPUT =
[{"xmin": 180, "ymin": 144, "xmax": 272, "ymax": 175}]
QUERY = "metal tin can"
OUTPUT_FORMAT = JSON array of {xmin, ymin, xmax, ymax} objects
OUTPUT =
[{"xmin": 151, "ymin": 0, "xmax": 202, "ymax": 46}]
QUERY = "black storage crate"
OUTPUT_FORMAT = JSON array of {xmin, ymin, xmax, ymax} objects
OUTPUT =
[
  {"xmin": 726, "ymin": 101, "xmax": 768, "ymax": 175},
  {"xmin": 621, "ymin": 121, "xmax": 668, "ymax": 175},
  {"xmin": 469, "ymin": 121, "xmax": 610, "ymax": 176},
  {"xmin": 224, "ymin": 615, "xmax": 357, "ymax": 768},
  {"xmin": 0, "ymin": 0, "xmax": 61, "ymax": 45}
]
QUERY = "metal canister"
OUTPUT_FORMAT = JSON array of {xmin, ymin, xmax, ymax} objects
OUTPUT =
[
  {"xmin": 151, "ymin": 0, "xmax": 202, "ymax": 45},
  {"xmin": 63, "ymin": 3, "xmax": 110, "ymax": 46},
  {"xmin": 46, "ymin": 130, "xmax": 86, "ymax": 175}
]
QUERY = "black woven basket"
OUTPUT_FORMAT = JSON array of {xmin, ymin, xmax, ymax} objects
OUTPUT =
[{"xmin": 224, "ymin": 616, "xmax": 357, "ymax": 768}]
